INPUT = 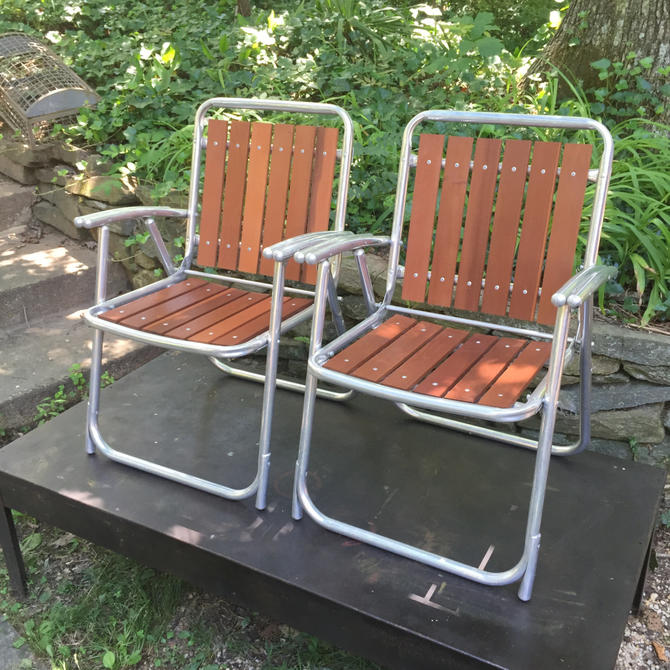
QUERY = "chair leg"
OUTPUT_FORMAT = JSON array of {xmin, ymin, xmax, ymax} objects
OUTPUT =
[{"xmin": 86, "ymin": 328, "xmax": 105, "ymax": 455}]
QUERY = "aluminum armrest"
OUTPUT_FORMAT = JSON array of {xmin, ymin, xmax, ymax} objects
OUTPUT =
[
  {"xmin": 297, "ymin": 234, "xmax": 392, "ymax": 265},
  {"xmin": 74, "ymin": 206, "xmax": 188, "ymax": 229},
  {"xmin": 551, "ymin": 265, "xmax": 617, "ymax": 308},
  {"xmin": 263, "ymin": 231, "xmax": 354, "ymax": 262}
]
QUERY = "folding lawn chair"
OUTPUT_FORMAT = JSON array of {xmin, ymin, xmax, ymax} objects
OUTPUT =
[
  {"xmin": 289, "ymin": 109, "xmax": 614, "ymax": 600},
  {"xmin": 74, "ymin": 97, "xmax": 353, "ymax": 510}
]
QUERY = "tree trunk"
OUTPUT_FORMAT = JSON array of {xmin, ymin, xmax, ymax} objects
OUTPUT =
[{"xmin": 529, "ymin": 0, "xmax": 670, "ymax": 123}]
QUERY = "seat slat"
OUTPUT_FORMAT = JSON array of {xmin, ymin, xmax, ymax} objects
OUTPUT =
[
  {"xmin": 143, "ymin": 287, "xmax": 246, "ymax": 335},
  {"xmin": 258, "ymin": 124, "xmax": 295, "ymax": 277},
  {"xmin": 197, "ymin": 120, "xmax": 228, "ymax": 267},
  {"xmin": 325, "ymin": 315, "xmax": 416, "ymax": 375},
  {"xmin": 536, "ymin": 143, "xmax": 593, "ymax": 324},
  {"xmin": 402, "ymin": 134, "xmax": 445, "ymax": 303},
  {"xmin": 445, "ymin": 337, "xmax": 526, "ymax": 402},
  {"xmin": 217, "ymin": 121, "xmax": 251, "ymax": 270},
  {"xmin": 352, "ymin": 321, "xmax": 442, "ymax": 383},
  {"xmin": 302, "ymin": 126, "xmax": 340, "ymax": 285},
  {"xmin": 480, "ymin": 140, "xmax": 532, "ymax": 316},
  {"xmin": 453, "ymin": 138, "xmax": 502, "ymax": 312},
  {"xmin": 426, "ymin": 136, "xmax": 473, "ymax": 307},
  {"xmin": 188, "ymin": 295, "xmax": 274, "ymax": 343},
  {"xmin": 508, "ymin": 142, "xmax": 561, "ymax": 321},
  {"xmin": 214, "ymin": 297, "xmax": 312, "ymax": 346},
  {"xmin": 100, "ymin": 278, "xmax": 208, "ymax": 323},
  {"xmin": 285, "ymin": 125, "xmax": 317, "ymax": 281},
  {"xmin": 120, "ymin": 283, "xmax": 226, "ymax": 329},
  {"xmin": 238, "ymin": 122, "xmax": 273, "ymax": 274},
  {"xmin": 383, "ymin": 326, "xmax": 469, "ymax": 391},
  {"xmin": 164, "ymin": 292, "xmax": 267, "ymax": 340},
  {"xmin": 413, "ymin": 334, "xmax": 498, "ymax": 397},
  {"xmin": 479, "ymin": 340, "xmax": 552, "ymax": 407}
]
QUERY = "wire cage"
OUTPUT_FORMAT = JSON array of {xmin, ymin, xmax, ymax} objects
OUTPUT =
[{"xmin": 0, "ymin": 32, "xmax": 98, "ymax": 146}]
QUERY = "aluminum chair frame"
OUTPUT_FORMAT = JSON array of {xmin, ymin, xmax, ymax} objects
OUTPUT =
[
  {"xmin": 286, "ymin": 110, "xmax": 614, "ymax": 600},
  {"xmin": 74, "ymin": 97, "xmax": 355, "ymax": 510}
]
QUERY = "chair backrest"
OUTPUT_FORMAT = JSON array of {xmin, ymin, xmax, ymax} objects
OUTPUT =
[
  {"xmin": 391, "ymin": 112, "xmax": 613, "ymax": 327},
  {"xmin": 185, "ymin": 99, "xmax": 353, "ymax": 285}
]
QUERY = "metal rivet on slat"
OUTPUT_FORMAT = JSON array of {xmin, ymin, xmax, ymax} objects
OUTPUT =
[
  {"xmin": 536, "ymin": 347, "xmax": 541, "ymax": 351},
  {"xmin": 206, "ymin": 240, "xmax": 210, "ymax": 245},
  {"xmin": 401, "ymin": 375, "xmax": 407, "ymax": 379},
  {"xmin": 505, "ymin": 344, "xmax": 510, "ymax": 348},
  {"xmin": 119, "ymin": 310, "xmax": 125, "ymax": 314},
  {"xmin": 511, "ymin": 166, "xmax": 517, "ymax": 172},
  {"xmin": 420, "ymin": 328, "xmax": 426, "ymax": 332},
  {"xmin": 465, "ymin": 389, "xmax": 470, "ymax": 392},
  {"xmin": 209, "ymin": 332, "xmax": 214, "ymax": 336},
  {"xmin": 372, "ymin": 367, "xmax": 378, "ymax": 371},
  {"xmin": 343, "ymin": 358, "xmax": 349, "ymax": 363},
  {"xmin": 482, "ymin": 164, "xmax": 488, "ymax": 170},
  {"xmin": 432, "ymin": 382, "xmax": 439, "ymax": 386},
  {"xmin": 323, "ymin": 151, "xmax": 327, "ymax": 156},
  {"xmin": 571, "ymin": 171, "xmax": 576, "ymax": 176},
  {"xmin": 186, "ymin": 282, "xmax": 191, "ymax": 286},
  {"xmin": 426, "ymin": 159, "xmax": 432, "ymax": 165},
  {"xmin": 206, "ymin": 288, "xmax": 211, "ymax": 292},
  {"xmin": 248, "ymin": 297, "xmax": 253, "ymax": 300},
  {"xmin": 247, "ymin": 247, "xmax": 251, "ymax": 251},
  {"xmin": 235, "ymin": 143, "xmax": 240, "ymax": 148},
  {"xmin": 257, "ymin": 145, "xmax": 261, "ymax": 150},
  {"xmin": 163, "ymin": 322, "xmax": 168, "ymax": 326},
  {"xmin": 467, "ymin": 281, "xmax": 472, "ymax": 286},
  {"xmin": 540, "ymin": 168, "xmax": 546, "ymax": 174},
  {"xmin": 279, "ymin": 147, "xmax": 284, "ymax": 152},
  {"xmin": 498, "ymin": 393, "xmax": 503, "ymax": 397},
  {"xmin": 475, "ymin": 340, "xmax": 480, "ymax": 344},
  {"xmin": 522, "ymin": 289, "xmax": 528, "ymax": 294},
  {"xmin": 494, "ymin": 285, "xmax": 500, "ymax": 290},
  {"xmin": 140, "ymin": 316, "xmax": 146, "ymax": 320},
  {"xmin": 213, "ymin": 141, "xmax": 218, "ymax": 146},
  {"xmin": 226, "ymin": 243, "xmax": 231, "ymax": 248},
  {"xmin": 186, "ymin": 328, "xmax": 191, "ymax": 331},
  {"xmin": 440, "ymin": 276, "xmax": 445, "ymax": 282},
  {"xmin": 300, "ymin": 148, "xmax": 305, "ymax": 153},
  {"xmin": 455, "ymin": 162, "xmax": 460, "ymax": 167},
  {"xmin": 233, "ymin": 335, "xmax": 238, "ymax": 339},
  {"xmin": 413, "ymin": 273, "xmax": 418, "ymax": 278},
  {"xmin": 448, "ymin": 335, "xmax": 452, "ymax": 338}
]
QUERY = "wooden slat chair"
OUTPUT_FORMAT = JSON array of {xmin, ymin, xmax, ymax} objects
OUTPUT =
[
  {"xmin": 73, "ymin": 98, "xmax": 354, "ymax": 510},
  {"xmin": 288, "ymin": 110, "xmax": 614, "ymax": 600}
]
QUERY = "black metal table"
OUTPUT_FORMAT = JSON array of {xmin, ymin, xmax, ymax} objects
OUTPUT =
[{"xmin": 0, "ymin": 352, "xmax": 663, "ymax": 669}]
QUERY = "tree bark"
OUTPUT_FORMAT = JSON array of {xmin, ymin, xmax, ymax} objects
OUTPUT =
[{"xmin": 528, "ymin": 0, "xmax": 670, "ymax": 123}]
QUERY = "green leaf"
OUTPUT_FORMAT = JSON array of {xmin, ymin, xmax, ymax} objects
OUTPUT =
[
  {"xmin": 476, "ymin": 36, "xmax": 503, "ymax": 59},
  {"xmin": 102, "ymin": 650, "xmax": 116, "ymax": 668},
  {"xmin": 20, "ymin": 533, "xmax": 42, "ymax": 553},
  {"xmin": 591, "ymin": 58, "xmax": 611, "ymax": 71},
  {"xmin": 12, "ymin": 637, "xmax": 26, "ymax": 649}
]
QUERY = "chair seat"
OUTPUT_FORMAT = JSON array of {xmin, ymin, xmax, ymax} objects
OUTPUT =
[
  {"xmin": 324, "ymin": 315, "xmax": 551, "ymax": 408},
  {"xmin": 99, "ymin": 277, "xmax": 311, "ymax": 346}
]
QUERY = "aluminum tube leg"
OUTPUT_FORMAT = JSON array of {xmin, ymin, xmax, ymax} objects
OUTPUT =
[
  {"xmin": 518, "ymin": 309, "xmax": 571, "ymax": 601},
  {"xmin": 86, "ymin": 328, "xmax": 104, "ymax": 455},
  {"xmin": 575, "ymin": 298, "xmax": 593, "ymax": 454},
  {"xmin": 326, "ymin": 271, "xmax": 346, "ymax": 336},
  {"xmin": 255, "ymin": 262, "xmax": 285, "ymax": 511},
  {"xmin": 293, "ymin": 261, "xmax": 331, "ymax": 520},
  {"xmin": 354, "ymin": 248, "xmax": 376, "ymax": 316}
]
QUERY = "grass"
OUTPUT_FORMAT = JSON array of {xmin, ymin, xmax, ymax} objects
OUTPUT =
[{"xmin": 0, "ymin": 517, "xmax": 380, "ymax": 670}]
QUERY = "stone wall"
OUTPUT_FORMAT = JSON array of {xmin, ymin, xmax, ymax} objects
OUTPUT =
[{"xmin": 1, "ymin": 137, "xmax": 668, "ymax": 469}]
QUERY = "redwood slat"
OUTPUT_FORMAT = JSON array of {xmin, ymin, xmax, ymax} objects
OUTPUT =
[
  {"xmin": 258, "ymin": 124, "xmax": 295, "ymax": 277},
  {"xmin": 238, "ymin": 123, "xmax": 273, "ymax": 274},
  {"xmin": 413, "ymin": 334, "xmax": 498, "ymax": 397},
  {"xmin": 197, "ymin": 120, "xmax": 228, "ymax": 267},
  {"xmin": 445, "ymin": 337, "xmax": 526, "ymax": 402},
  {"xmin": 187, "ymin": 295, "xmax": 274, "ymax": 343},
  {"xmin": 402, "ymin": 134, "xmax": 445, "ymax": 303},
  {"xmin": 100, "ymin": 278, "xmax": 207, "ymax": 323},
  {"xmin": 479, "ymin": 340, "xmax": 552, "ymax": 407},
  {"xmin": 480, "ymin": 140, "xmax": 532, "ymax": 317},
  {"xmin": 351, "ymin": 321, "xmax": 442, "ymax": 383},
  {"xmin": 507, "ymin": 142, "xmax": 561, "ymax": 321},
  {"xmin": 453, "ymin": 138, "xmax": 502, "ymax": 312},
  {"xmin": 302, "ymin": 126, "xmax": 339, "ymax": 285},
  {"xmin": 325, "ymin": 315, "xmax": 416, "ymax": 375},
  {"xmin": 144, "ymin": 287, "xmax": 246, "ymax": 335},
  {"xmin": 214, "ymin": 297, "xmax": 312, "ymax": 345},
  {"xmin": 426, "ymin": 136, "xmax": 474, "ymax": 307},
  {"xmin": 217, "ymin": 121, "xmax": 251, "ymax": 270},
  {"xmin": 383, "ymin": 326, "xmax": 469, "ymax": 391},
  {"xmin": 536, "ymin": 143, "xmax": 593, "ymax": 324},
  {"xmin": 164, "ymin": 292, "xmax": 267, "ymax": 340},
  {"xmin": 284, "ymin": 125, "xmax": 317, "ymax": 281}
]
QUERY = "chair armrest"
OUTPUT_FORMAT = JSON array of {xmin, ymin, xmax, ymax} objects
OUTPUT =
[
  {"xmin": 296, "ymin": 233, "xmax": 392, "ymax": 264},
  {"xmin": 74, "ymin": 206, "xmax": 188, "ymax": 229},
  {"xmin": 551, "ymin": 265, "xmax": 617, "ymax": 308},
  {"xmin": 263, "ymin": 231, "xmax": 355, "ymax": 262}
]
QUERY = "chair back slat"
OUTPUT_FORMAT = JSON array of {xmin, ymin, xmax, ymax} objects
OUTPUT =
[
  {"xmin": 452, "ymin": 138, "xmax": 502, "ymax": 312},
  {"xmin": 258, "ymin": 123, "xmax": 294, "ymax": 276},
  {"xmin": 507, "ymin": 141, "xmax": 561, "ymax": 321},
  {"xmin": 197, "ymin": 120, "xmax": 228, "ymax": 268},
  {"xmin": 536, "ymin": 143, "xmax": 593, "ymax": 323},
  {"xmin": 302, "ymin": 126, "xmax": 339, "ymax": 284},
  {"xmin": 402, "ymin": 134, "xmax": 445, "ymax": 303},
  {"xmin": 238, "ymin": 122, "xmax": 273, "ymax": 273},
  {"xmin": 426, "ymin": 136, "xmax": 473, "ymax": 307},
  {"xmin": 480, "ymin": 139, "xmax": 532, "ymax": 316},
  {"xmin": 284, "ymin": 125, "xmax": 318, "ymax": 280},
  {"xmin": 217, "ymin": 121, "xmax": 251, "ymax": 270}
]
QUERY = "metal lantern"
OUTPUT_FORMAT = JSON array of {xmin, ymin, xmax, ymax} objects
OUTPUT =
[{"xmin": 0, "ymin": 32, "xmax": 98, "ymax": 146}]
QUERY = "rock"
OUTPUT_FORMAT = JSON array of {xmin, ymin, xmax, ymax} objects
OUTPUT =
[
  {"xmin": 563, "ymin": 353, "xmax": 620, "ymax": 377},
  {"xmin": 592, "ymin": 321, "xmax": 670, "ymax": 367},
  {"xmin": 587, "ymin": 438, "xmax": 634, "ymax": 461},
  {"xmin": 134, "ymin": 250, "xmax": 158, "ymax": 270},
  {"xmin": 52, "ymin": 143, "xmax": 92, "ymax": 168},
  {"xmin": 0, "ymin": 141, "xmax": 52, "ymax": 167},
  {"xmin": 35, "ymin": 164, "xmax": 75, "ymax": 186},
  {"xmin": 623, "ymin": 362, "xmax": 670, "ymax": 386},
  {"xmin": 340, "ymin": 294, "xmax": 370, "ymax": 322},
  {"xmin": 32, "ymin": 200, "xmax": 88, "ymax": 240},
  {"xmin": 0, "ymin": 154, "xmax": 38, "ymax": 184},
  {"xmin": 559, "ymin": 381, "xmax": 670, "ymax": 413},
  {"xmin": 65, "ymin": 175, "xmax": 139, "ymax": 206},
  {"xmin": 131, "ymin": 269, "xmax": 159, "ymax": 290}
]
